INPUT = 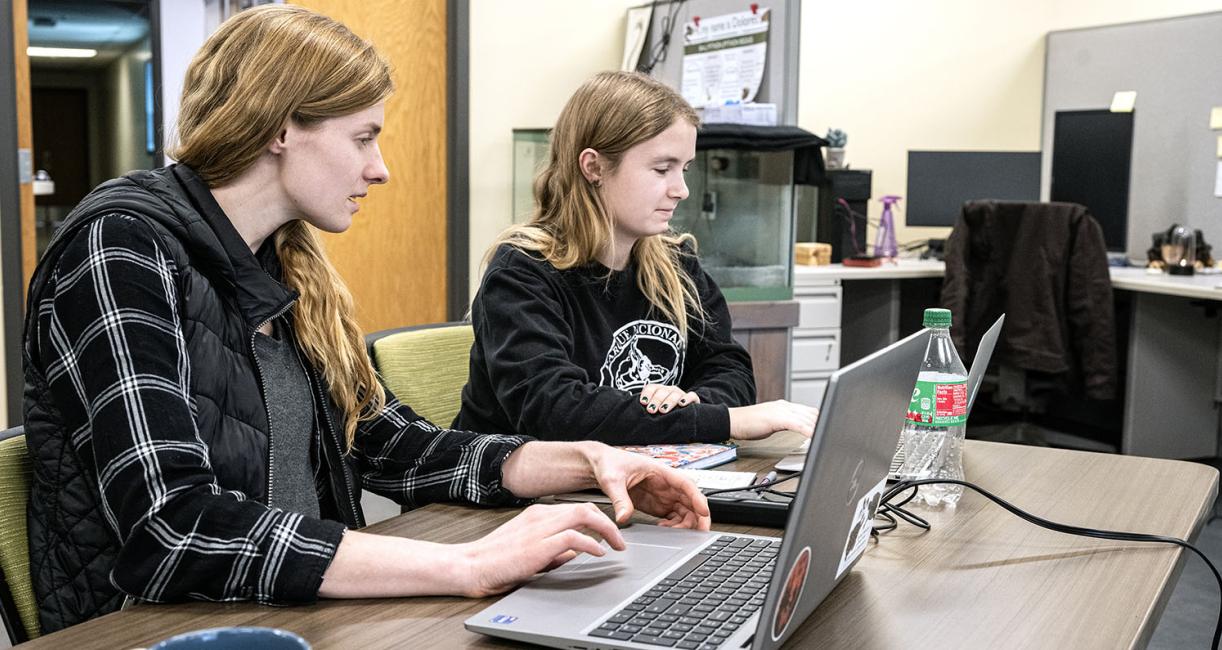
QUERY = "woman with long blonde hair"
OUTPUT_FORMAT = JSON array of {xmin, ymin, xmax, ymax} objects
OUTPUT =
[
  {"xmin": 455, "ymin": 71, "xmax": 817, "ymax": 445},
  {"xmin": 22, "ymin": 7, "xmax": 706, "ymax": 633}
]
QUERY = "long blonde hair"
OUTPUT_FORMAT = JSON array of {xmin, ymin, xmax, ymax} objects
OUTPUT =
[
  {"xmin": 488, "ymin": 71, "xmax": 705, "ymax": 338},
  {"xmin": 169, "ymin": 5, "xmax": 392, "ymax": 450}
]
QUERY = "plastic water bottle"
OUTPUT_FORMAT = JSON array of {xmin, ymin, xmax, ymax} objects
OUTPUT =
[{"xmin": 896, "ymin": 308, "xmax": 969, "ymax": 507}]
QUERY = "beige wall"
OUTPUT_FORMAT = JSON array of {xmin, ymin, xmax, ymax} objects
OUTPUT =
[
  {"xmin": 800, "ymin": 0, "xmax": 1222, "ymax": 247},
  {"xmin": 468, "ymin": 0, "xmax": 1222, "ymax": 293},
  {"xmin": 106, "ymin": 37, "xmax": 156, "ymax": 179},
  {"xmin": 467, "ymin": 0, "xmax": 640, "ymax": 297}
]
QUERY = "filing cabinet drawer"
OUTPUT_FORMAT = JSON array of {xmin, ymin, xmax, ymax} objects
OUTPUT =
[
  {"xmin": 791, "ymin": 375, "xmax": 832, "ymax": 408},
  {"xmin": 795, "ymin": 286, "xmax": 842, "ymax": 332},
  {"xmin": 792, "ymin": 334, "xmax": 840, "ymax": 373}
]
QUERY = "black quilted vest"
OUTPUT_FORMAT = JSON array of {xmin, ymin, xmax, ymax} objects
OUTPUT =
[{"xmin": 22, "ymin": 164, "xmax": 366, "ymax": 632}]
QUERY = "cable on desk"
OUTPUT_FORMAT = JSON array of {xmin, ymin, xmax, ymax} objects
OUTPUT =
[
  {"xmin": 700, "ymin": 471, "xmax": 801, "ymax": 497},
  {"xmin": 880, "ymin": 478, "xmax": 1222, "ymax": 650}
]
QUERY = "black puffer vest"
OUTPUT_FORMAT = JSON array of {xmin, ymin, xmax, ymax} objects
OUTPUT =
[{"xmin": 22, "ymin": 165, "xmax": 365, "ymax": 631}]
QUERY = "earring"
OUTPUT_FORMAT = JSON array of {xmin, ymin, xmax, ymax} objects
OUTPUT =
[{"xmin": 592, "ymin": 179, "xmax": 602, "ymax": 188}]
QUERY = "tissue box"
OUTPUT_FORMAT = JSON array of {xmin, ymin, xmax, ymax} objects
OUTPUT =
[{"xmin": 795, "ymin": 242, "xmax": 832, "ymax": 266}]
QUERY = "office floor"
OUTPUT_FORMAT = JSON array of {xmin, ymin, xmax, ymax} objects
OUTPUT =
[{"xmin": 3, "ymin": 479, "xmax": 1218, "ymax": 649}]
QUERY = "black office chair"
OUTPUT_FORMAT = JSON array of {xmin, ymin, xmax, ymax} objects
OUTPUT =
[{"xmin": 941, "ymin": 201, "xmax": 1118, "ymax": 451}]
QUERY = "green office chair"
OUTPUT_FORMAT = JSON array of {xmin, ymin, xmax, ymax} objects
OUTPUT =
[
  {"xmin": 0, "ymin": 426, "xmax": 38, "ymax": 643},
  {"xmin": 365, "ymin": 322, "xmax": 474, "ymax": 426}
]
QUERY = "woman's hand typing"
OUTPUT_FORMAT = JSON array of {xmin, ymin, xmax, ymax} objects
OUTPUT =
[{"xmin": 728, "ymin": 400, "xmax": 820, "ymax": 440}]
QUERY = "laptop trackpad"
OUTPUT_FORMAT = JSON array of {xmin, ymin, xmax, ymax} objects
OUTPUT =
[
  {"xmin": 470, "ymin": 527, "xmax": 715, "ymax": 633},
  {"xmin": 542, "ymin": 541, "xmax": 686, "ymax": 589}
]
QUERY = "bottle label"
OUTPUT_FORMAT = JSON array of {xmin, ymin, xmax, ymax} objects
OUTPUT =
[{"xmin": 906, "ymin": 379, "xmax": 968, "ymax": 426}]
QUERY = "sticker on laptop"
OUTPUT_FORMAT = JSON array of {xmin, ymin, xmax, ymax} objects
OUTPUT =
[
  {"xmin": 770, "ymin": 545, "xmax": 811, "ymax": 642},
  {"xmin": 836, "ymin": 477, "xmax": 887, "ymax": 579},
  {"xmin": 490, "ymin": 614, "xmax": 518, "ymax": 624}
]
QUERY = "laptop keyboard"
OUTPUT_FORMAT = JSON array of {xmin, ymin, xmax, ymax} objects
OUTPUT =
[{"xmin": 587, "ymin": 535, "xmax": 780, "ymax": 648}]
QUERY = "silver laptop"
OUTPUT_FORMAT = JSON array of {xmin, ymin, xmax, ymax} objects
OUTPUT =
[{"xmin": 465, "ymin": 329, "xmax": 927, "ymax": 650}]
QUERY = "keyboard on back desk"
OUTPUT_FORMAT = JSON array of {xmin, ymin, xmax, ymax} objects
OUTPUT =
[{"xmin": 587, "ymin": 535, "xmax": 781, "ymax": 649}]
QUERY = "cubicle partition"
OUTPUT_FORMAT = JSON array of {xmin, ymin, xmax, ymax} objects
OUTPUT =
[{"xmin": 1043, "ymin": 12, "xmax": 1222, "ymax": 260}]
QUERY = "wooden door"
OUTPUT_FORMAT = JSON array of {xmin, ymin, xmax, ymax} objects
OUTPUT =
[
  {"xmin": 14, "ymin": 0, "xmax": 35, "ymax": 291},
  {"xmin": 293, "ymin": 0, "xmax": 449, "ymax": 333}
]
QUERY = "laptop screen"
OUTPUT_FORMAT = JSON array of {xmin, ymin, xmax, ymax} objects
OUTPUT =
[{"xmin": 754, "ymin": 329, "xmax": 928, "ymax": 649}]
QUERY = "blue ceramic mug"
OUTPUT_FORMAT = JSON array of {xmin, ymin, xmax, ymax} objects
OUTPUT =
[{"xmin": 150, "ymin": 626, "xmax": 310, "ymax": 650}]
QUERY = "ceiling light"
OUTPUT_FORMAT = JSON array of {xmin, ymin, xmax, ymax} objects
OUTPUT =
[{"xmin": 27, "ymin": 46, "xmax": 97, "ymax": 58}]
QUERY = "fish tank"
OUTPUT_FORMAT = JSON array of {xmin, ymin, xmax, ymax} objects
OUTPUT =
[
  {"xmin": 670, "ymin": 149, "xmax": 795, "ymax": 301},
  {"xmin": 511, "ymin": 129, "xmax": 797, "ymax": 301},
  {"xmin": 512, "ymin": 128, "xmax": 549, "ymax": 223}
]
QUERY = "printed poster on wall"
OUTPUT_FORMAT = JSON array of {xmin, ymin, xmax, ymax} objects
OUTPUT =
[{"xmin": 680, "ymin": 8, "xmax": 770, "ymax": 107}]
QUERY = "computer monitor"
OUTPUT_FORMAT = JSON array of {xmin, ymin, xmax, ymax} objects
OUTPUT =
[
  {"xmin": 906, "ymin": 151, "xmax": 1042, "ymax": 227},
  {"xmin": 1050, "ymin": 109, "xmax": 1133, "ymax": 253}
]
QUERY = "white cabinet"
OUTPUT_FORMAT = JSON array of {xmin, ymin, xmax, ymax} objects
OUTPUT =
[
  {"xmin": 795, "ymin": 285, "xmax": 841, "ymax": 333},
  {"xmin": 792, "ymin": 334, "xmax": 840, "ymax": 373},
  {"xmin": 791, "ymin": 375, "xmax": 832, "ymax": 409},
  {"xmin": 791, "ymin": 279, "xmax": 842, "ymax": 406},
  {"xmin": 789, "ymin": 262, "xmax": 944, "ymax": 406}
]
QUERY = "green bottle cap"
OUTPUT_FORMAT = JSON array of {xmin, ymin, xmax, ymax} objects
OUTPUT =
[{"xmin": 923, "ymin": 308, "xmax": 951, "ymax": 328}]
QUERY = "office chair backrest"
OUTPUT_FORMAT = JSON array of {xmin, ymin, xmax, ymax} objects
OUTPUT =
[
  {"xmin": 366, "ymin": 323, "xmax": 475, "ymax": 426},
  {"xmin": 0, "ymin": 426, "xmax": 38, "ymax": 643}
]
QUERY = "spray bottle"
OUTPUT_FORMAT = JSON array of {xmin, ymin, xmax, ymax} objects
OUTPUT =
[{"xmin": 874, "ymin": 195, "xmax": 901, "ymax": 259}]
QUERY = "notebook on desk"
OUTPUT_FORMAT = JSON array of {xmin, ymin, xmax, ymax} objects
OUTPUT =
[{"xmin": 464, "ymin": 329, "xmax": 926, "ymax": 650}]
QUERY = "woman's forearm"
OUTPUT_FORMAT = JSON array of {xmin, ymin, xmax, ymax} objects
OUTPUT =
[
  {"xmin": 500, "ymin": 440, "xmax": 602, "ymax": 498},
  {"xmin": 319, "ymin": 501, "xmax": 633, "ymax": 600},
  {"xmin": 318, "ymin": 530, "xmax": 469, "ymax": 598}
]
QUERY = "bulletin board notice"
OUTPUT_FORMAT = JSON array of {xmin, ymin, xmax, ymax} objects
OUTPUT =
[{"xmin": 681, "ymin": 8, "xmax": 770, "ymax": 107}]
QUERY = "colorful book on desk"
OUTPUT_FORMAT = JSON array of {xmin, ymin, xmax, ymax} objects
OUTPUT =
[{"xmin": 618, "ymin": 443, "xmax": 737, "ymax": 469}]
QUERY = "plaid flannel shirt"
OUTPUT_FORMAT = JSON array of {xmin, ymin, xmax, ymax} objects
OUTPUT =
[{"xmin": 30, "ymin": 213, "xmax": 530, "ymax": 606}]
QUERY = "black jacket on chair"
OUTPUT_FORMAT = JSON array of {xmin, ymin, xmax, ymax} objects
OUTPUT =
[{"xmin": 941, "ymin": 201, "xmax": 1117, "ymax": 400}]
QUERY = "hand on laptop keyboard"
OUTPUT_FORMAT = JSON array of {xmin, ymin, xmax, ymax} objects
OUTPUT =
[{"xmin": 728, "ymin": 400, "xmax": 820, "ymax": 440}]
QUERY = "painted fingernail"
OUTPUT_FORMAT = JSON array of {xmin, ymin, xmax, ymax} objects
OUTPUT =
[
  {"xmin": 661, "ymin": 404, "xmax": 671, "ymax": 412},
  {"xmin": 640, "ymin": 397, "xmax": 648, "ymax": 403},
  {"xmin": 679, "ymin": 399, "xmax": 687, "ymax": 405},
  {"xmin": 648, "ymin": 404, "xmax": 656, "ymax": 411}
]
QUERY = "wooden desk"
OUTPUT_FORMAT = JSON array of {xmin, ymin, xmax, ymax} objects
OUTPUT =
[{"xmin": 21, "ymin": 438, "xmax": 1217, "ymax": 649}]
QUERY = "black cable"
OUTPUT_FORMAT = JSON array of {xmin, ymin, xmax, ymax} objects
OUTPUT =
[
  {"xmin": 871, "ymin": 508, "xmax": 898, "ymax": 535},
  {"xmin": 881, "ymin": 478, "xmax": 1222, "ymax": 650},
  {"xmin": 897, "ymin": 238, "xmax": 931, "ymax": 251},
  {"xmin": 701, "ymin": 472, "xmax": 801, "ymax": 497},
  {"xmin": 638, "ymin": 0, "xmax": 686, "ymax": 75},
  {"xmin": 881, "ymin": 500, "xmax": 930, "ymax": 530}
]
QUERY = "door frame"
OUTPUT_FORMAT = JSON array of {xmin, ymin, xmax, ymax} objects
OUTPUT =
[
  {"xmin": 446, "ymin": 0, "xmax": 469, "ymax": 320},
  {"xmin": 1, "ymin": 1, "xmax": 25, "ymax": 425}
]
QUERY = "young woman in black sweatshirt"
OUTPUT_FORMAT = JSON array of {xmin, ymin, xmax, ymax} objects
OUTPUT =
[{"xmin": 455, "ymin": 71, "xmax": 818, "ymax": 445}]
